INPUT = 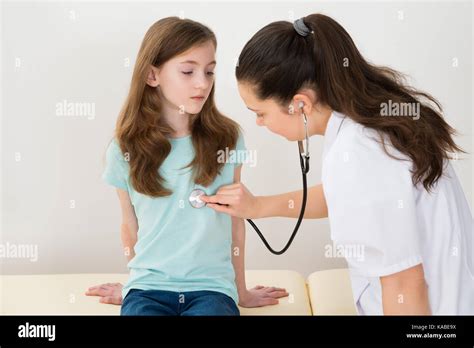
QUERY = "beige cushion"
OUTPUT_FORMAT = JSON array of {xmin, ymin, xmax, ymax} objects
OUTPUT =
[
  {"xmin": 240, "ymin": 270, "xmax": 312, "ymax": 315},
  {"xmin": 306, "ymin": 268, "xmax": 357, "ymax": 315},
  {"xmin": 0, "ymin": 270, "xmax": 312, "ymax": 315},
  {"xmin": 0, "ymin": 273, "xmax": 128, "ymax": 315}
]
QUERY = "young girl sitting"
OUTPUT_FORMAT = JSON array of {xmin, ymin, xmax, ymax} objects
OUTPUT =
[{"xmin": 86, "ymin": 17, "xmax": 288, "ymax": 315}]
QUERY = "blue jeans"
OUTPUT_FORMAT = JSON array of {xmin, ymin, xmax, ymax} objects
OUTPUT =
[{"xmin": 120, "ymin": 288, "xmax": 240, "ymax": 316}]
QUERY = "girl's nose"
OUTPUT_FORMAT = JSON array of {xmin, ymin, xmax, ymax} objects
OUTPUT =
[{"xmin": 195, "ymin": 74, "xmax": 210, "ymax": 90}]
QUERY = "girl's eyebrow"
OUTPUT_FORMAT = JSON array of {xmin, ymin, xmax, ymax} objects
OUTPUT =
[
  {"xmin": 179, "ymin": 60, "xmax": 216, "ymax": 66},
  {"xmin": 247, "ymin": 106, "xmax": 259, "ymax": 112}
]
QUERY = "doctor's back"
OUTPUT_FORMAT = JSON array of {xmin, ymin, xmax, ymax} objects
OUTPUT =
[{"xmin": 322, "ymin": 112, "xmax": 474, "ymax": 315}]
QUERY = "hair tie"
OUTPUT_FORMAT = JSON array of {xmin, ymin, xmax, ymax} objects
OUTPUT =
[{"xmin": 293, "ymin": 18, "xmax": 311, "ymax": 37}]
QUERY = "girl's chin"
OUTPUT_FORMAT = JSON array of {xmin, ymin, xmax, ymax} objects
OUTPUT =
[
  {"xmin": 178, "ymin": 105, "xmax": 203, "ymax": 115},
  {"xmin": 187, "ymin": 107, "xmax": 204, "ymax": 115}
]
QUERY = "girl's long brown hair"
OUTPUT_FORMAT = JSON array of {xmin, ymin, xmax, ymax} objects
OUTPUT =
[
  {"xmin": 236, "ymin": 13, "xmax": 464, "ymax": 191},
  {"xmin": 114, "ymin": 17, "xmax": 240, "ymax": 197}
]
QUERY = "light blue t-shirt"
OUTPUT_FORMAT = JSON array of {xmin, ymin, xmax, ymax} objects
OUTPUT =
[{"xmin": 102, "ymin": 133, "xmax": 247, "ymax": 304}]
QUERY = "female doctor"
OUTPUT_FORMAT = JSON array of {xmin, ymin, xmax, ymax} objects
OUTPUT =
[{"xmin": 200, "ymin": 13, "xmax": 474, "ymax": 315}]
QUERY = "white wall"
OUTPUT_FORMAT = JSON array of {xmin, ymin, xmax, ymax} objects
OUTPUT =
[{"xmin": 1, "ymin": 1, "xmax": 472, "ymax": 277}]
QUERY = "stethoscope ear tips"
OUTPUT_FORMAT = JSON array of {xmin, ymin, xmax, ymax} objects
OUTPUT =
[{"xmin": 189, "ymin": 188, "xmax": 206, "ymax": 208}]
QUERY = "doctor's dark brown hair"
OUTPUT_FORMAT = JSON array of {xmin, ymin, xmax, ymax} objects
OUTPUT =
[
  {"xmin": 236, "ymin": 13, "xmax": 464, "ymax": 191},
  {"xmin": 112, "ymin": 17, "xmax": 240, "ymax": 197}
]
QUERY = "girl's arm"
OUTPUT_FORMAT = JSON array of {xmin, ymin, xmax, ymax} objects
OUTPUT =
[
  {"xmin": 230, "ymin": 165, "xmax": 252, "ymax": 299},
  {"xmin": 116, "ymin": 188, "xmax": 138, "ymax": 261},
  {"xmin": 231, "ymin": 211, "xmax": 249, "ymax": 301},
  {"xmin": 380, "ymin": 264, "xmax": 431, "ymax": 315},
  {"xmin": 85, "ymin": 188, "xmax": 137, "ymax": 304},
  {"xmin": 231, "ymin": 165, "xmax": 289, "ymax": 308},
  {"xmin": 203, "ymin": 182, "xmax": 328, "ymax": 220}
]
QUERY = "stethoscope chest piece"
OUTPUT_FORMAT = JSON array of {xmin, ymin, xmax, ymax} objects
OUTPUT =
[{"xmin": 189, "ymin": 188, "xmax": 206, "ymax": 208}]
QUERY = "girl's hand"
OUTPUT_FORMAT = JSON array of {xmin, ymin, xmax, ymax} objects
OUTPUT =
[
  {"xmin": 238, "ymin": 285, "xmax": 289, "ymax": 308},
  {"xmin": 200, "ymin": 182, "xmax": 261, "ymax": 219},
  {"xmin": 85, "ymin": 282, "xmax": 123, "ymax": 305}
]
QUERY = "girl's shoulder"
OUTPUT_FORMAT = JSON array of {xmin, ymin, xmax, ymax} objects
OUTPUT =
[
  {"xmin": 235, "ymin": 130, "xmax": 246, "ymax": 151},
  {"xmin": 106, "ymin": 138, "xmax": 129, "ymax": 164}
]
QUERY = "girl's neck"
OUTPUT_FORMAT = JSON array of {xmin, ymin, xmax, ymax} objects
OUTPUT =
[{"xmin": 160, "ymin": 100, "xmax": 191, "ymax": 138}]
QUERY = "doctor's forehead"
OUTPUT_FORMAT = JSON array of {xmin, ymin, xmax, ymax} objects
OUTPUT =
[{"xmin": 237, "ymin": 82, "xmax": 261, "ymax": 109}]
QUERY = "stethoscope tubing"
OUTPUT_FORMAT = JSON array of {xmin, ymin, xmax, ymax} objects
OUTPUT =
[{"xmin": 245, "ymin": 145, "xmax": 309, "ymax": 255}]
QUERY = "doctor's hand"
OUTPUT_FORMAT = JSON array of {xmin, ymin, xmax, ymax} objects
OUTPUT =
[
  {"xmin": 200, "ymin": 183, "xmax": 261, "ymax": 219},
  {"xmin": 238, "ymin": 285, "xmax": 289, "ymax": 308},
  {"xmin": 85, "ymin": 282, "xmax": 123, "ymax": 305}
]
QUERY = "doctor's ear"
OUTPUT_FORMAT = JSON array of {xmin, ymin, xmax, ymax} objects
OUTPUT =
[
  {"xmin": 289, "ymin": 96, "xmax": 312, "ymax": 115},
  {"xmin": 146, "ymin": 66, "xmax": 160, "ymax": 87}
]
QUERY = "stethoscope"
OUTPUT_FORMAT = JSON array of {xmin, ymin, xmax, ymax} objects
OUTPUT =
[{"xmin": 189, "ymin": 102, "xmax": 310, "ymax": 255}]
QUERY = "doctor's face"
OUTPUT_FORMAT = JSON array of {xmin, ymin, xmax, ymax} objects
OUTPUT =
[{"xmin": 237, "ymin": 82, "xmax": 308, "ymax": 141}]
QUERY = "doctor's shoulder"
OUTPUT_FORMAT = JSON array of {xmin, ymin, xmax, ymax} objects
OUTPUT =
[
  {"xmin": 339, "ymin": 117, "xmax": 412, "ymax": 163},
  {"xmin": 327, "ymin": 116, "xmax": 414, "ymax": 189}
]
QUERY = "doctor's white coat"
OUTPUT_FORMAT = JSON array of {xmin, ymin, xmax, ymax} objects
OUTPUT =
[{"xmin": 321, "ymin": 111, "xmax": 474, "ymax": 315}]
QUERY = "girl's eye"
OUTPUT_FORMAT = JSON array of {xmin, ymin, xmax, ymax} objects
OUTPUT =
[
  {"xmin": 182, "ymin": 71, "xmax": 214, "ymax": 76},
  {"xmin": 256, "ymin": 113, "xmax": 264, "ymax": 118}
]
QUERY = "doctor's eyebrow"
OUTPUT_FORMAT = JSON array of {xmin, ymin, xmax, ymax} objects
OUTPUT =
[
  {"xmin": 247, "ymin": 106, "xmax": 259, "ymax": 112},
  {"xmin": 179, "ymin": 60, "xmax": 216, "ymax": 66}
]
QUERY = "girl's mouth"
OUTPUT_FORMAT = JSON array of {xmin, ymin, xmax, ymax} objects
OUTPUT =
[{"xmin": 191, "ymin": 96, "xmax": 205, "ymax": 101}]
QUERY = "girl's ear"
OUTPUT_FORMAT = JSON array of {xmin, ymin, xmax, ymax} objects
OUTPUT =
[{"xmin": 146, "ymin": 66, "xmax": 160, "ymax": 87}]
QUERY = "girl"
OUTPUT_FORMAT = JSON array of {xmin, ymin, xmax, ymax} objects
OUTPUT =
[
  {"xmin": 201, "ymin": 13, "xmax": 474, "ymax": 315},
  {"xmin": 87, "ymin": 17, "xmax": 288, "ymax": 315}
]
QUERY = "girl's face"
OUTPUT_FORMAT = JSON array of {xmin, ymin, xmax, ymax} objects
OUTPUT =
[
  {"xmin": 148, "ymin": 41, "xmax": 216, "ymax": 115},
  {"xmin": 237, "ymin": 82, "xmax": 308, "ymax": 141}
]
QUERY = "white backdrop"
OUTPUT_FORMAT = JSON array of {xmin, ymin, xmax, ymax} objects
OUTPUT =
[{"xmin": 1, "ymin": 0, "xmax": 472, "ymax": 277}]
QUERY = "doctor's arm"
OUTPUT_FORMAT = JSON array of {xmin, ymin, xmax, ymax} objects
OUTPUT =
[
  {"xmin": 257, "ymin": 184, "xmax": 328, "ymax": 219},
  {"xmin": 380, "ymin": 264, "xmax": 431, "ymax": 315},
  {"xmin": 202, "ymin": 182, "xmax": 328, "ymax": 220},
  {"xmin": 231, "ymin": 166, "xmax": 289, "ymax": 307}
]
